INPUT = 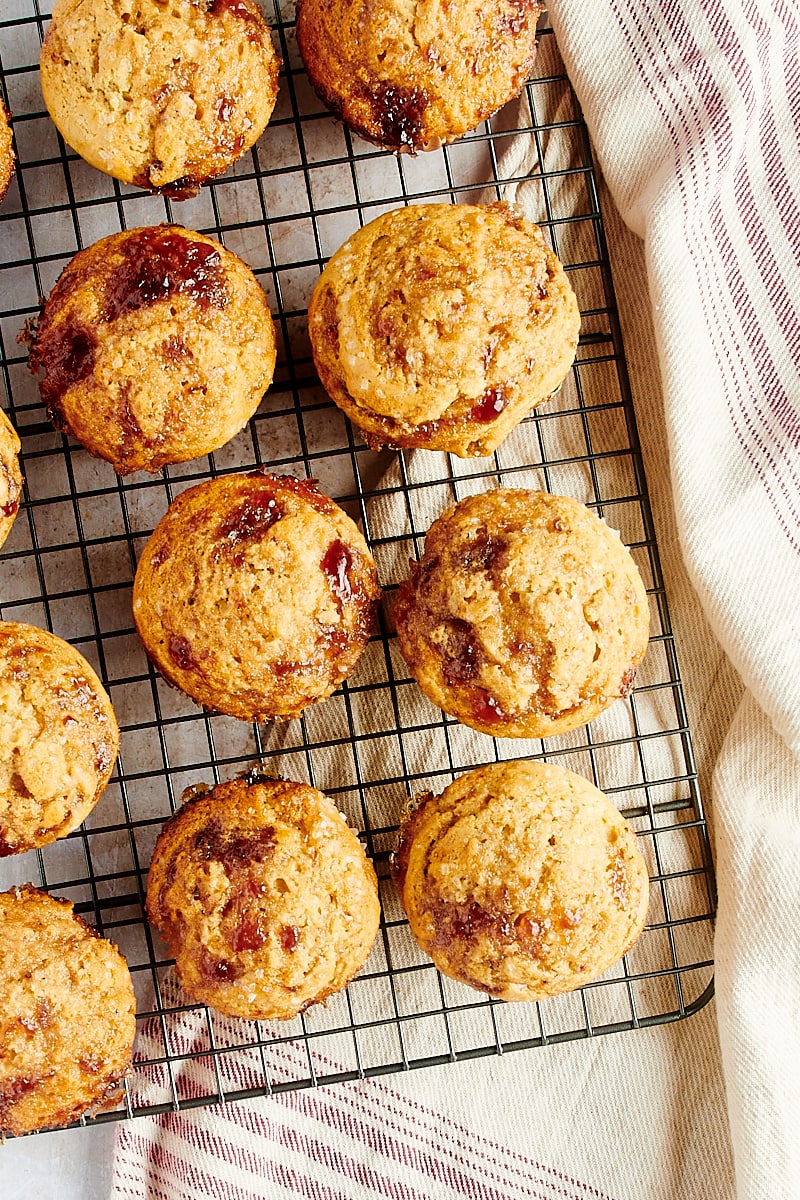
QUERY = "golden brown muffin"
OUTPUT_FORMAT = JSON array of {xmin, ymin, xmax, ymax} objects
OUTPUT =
[
  {"xmin": 308, "ymin": 202, "xmax": 580, "ymax": 457},
  {"xmin": 0, "ymin": 99, "xmax": 14, "ymax": 205},
  {"xmin": 0, "ymin": 408, "xmax": 23, "ymax": 549},
  {"xmin": 133, "ymin": 471, "xmax": 381, "ymax": 722},
  {"xmin": 27, "ymin": 225, "xmax": 276, "ymax": 475},
  {"xmin": 296, "ymin": 0, "xmax": 542, "ymax": 152},
  {"xmin": 0, "ymin": 884, "xmax": 137, "ymax": 1135},
  {"xmin": 393, "ymin": 488, "xmax": 650, "ymax": 738},
  {"xmin": 391, "ymin": 759, "xmax": 650, "ymax": 1001},
  {"xmin": 0, "ymin": 622, "xmax": 120, "ymax": 856},
  {"xmin": 146, "ymin": 773, "xmax": 381, "ymax": 1020},
  {"xmin": 40, "ymin": 0, "xmax": 281, "ymax": 198}
]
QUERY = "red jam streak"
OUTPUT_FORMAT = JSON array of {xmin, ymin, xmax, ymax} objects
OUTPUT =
[
  {"xmin": 32, "ymin": 325, "xmax": 97, "ymax": 413},
  {"xmin": 441, "ymin": 619, "xmax": 482, "ymax": 684},
  {"xmin": 102, "ymin": 229, "xmax": 227, "ymax": 321},
  {"xmin": 219, "ymin": 491, "xmax": 285, "ymax": 556},
  {"xmin": 370, "ymin": 82, "xmax": 429, "ymax": 150},
  {"xmin": 470, "ymin": 688, "xmax": 507, "ymax": 726},
  {"xmin": 193, "ymin": 820, "xmax": 277, "ymax": 870},
  {"xmin": 199, "ymin": 947, "xmax": 241, "ymax": 982},
  {"xmin": 322, "ymin": 540, "xmax": 354, "ymax": 606},
  {"xmin": 470, "ymin": 387, "xmax": 508, "ymax": 423},
  {"xmin": 280, "ymin": 925, "xmax": 299, "ymax": 952},
  {"xmin": 168, "ymin": 634, "xmax": 203, "ymax": 672}
]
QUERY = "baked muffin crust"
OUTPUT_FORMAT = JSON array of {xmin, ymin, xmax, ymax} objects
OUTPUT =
[
  {"xmin": 393, "ymin": 488, "xmax": 650, "ymax": 738},
  {"xmin": 0, "ymin": 884, "xmax": 136, "ymax": 1135},
  {"xmin": 146, "ymin": 773, "xmax": 381, "ymax": 1020},
  {"xmin": 391, "ymin": 759, "xmax": 650, "ymax": 1001},
  {"xmin": 0, "ymin": 622, "xmax": 120, "ymax": 857},
  {"xmin": 0, "ymin": 99, "xmax": 14, "ymax": 205},
  {"xmin": 0, "ymin": 408, "xmax": 23, "ymax": 550},
  {"xmin": 296, "ymin": 0, "xmax": 542, "ymax": 152},
  {"xmin": 133, "ymin": 471, "xmax": 381, "ymax": 721},
  {"xmin": 40, "ymin": 0, "xmax": 281, "ymax": 197},
  {"xmin": 308, "ymin": 203, "xmax": 580, "ymax": 457},
  {"xmin": 27, "ymin": 224, "xmax": 276, "ymax": 475}
]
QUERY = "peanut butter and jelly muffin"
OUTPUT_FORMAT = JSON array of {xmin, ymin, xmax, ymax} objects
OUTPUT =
[
  {"xmin": 0, "ymin": 408, "xmax": 23, "ymax": 549},
  {"xmin": 27, "ymin": 225, "xmax": 276, "ymax": 475},
  {"xmin": 391, "ymin": 759, "xmax": 650, "ymax": 1001},
  {"xmin": 40, "ymin": 0, "xmax": 280, "ymax": 198},
  {"xmin": 0, "ymin": 99, "xmax": 14, "ymax": 205},
  {"xmin": 146, "ymin": 773, "xmax": 380, "ymax": 1020},
  {"xmin": 133, "ymin": 471, "xmax": 381, "ymax": 722},
  {"xmin": 308, "ymin": 203, "xmax": 580, "ymax": 457},
  {"xmin": 0, "ymin": 884, "xmax": 137, "ymax": 1135},
  {"xmin": 393, "ymin": 488, "xmax": 650, "ymax": 738},
  {"xmin": 0, "ymin": 622, "xmax": 119, "ymax": 857},
  {"xmin": 296, "ymin": 0, "xmax": 542, "ymax": 152}
]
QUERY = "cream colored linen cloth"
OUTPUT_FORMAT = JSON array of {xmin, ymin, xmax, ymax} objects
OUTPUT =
[{"xmin": 109, "ymin": 1, "xmax": 799, "ymax": 1196}]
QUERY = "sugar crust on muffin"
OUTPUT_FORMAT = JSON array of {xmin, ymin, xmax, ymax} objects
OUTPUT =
[
  {"xmin": 0, "ymin": 622, "xmax": 120, "ymax": 857},
  {"xmin": 296, "ymin": 0, "xmax": 542, "ymax": 152},
  {"xmin": 27, "ymin": 224, "xmax": 276, "ymax": 475},
  {"xmin": 391, "ymin": 759, "xmax": 650, "ymax": 1001},
  {"xmin": 0, "ymin": 884, "xmax": 137, "ymax": 1135},
  {"xmin": 132, "ymin": 471, "xmax": 381, "ymax": 722},
  {"xmin": 308, "ymin": 203, "xmax": 580, "ymax": 457},
  {"xmin": 393, "ymin": 488, "xmax": 650, "ymax": 738},
  {"xmin": 146, "ymin": 773, "xmax": 381, "ymax": 1020},
  {"xmin": 40, "ymin": 0, "xmax": 281, "ymax": 197}
]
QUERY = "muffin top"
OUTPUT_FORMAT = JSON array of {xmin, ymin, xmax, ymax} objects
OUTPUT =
[
  {"xmin": 146, "ymin": 773, "xmax": 381, "ymax": 1020},
  {"xmin": 27, "ymin": 224, "xmax": 276, "ymax": 475},
  {"xmin": 393, "ymin": 488, "xmax": 650, "ymax": 738},
  {"xmin": 133, "ymin": 471, "xmax": 381, "ymax": 722},
  {"xmin": 308, "ymin": 202, "xmax": 580, "ymax": 457},
  {"xmin": 40, "ymin": 0, "xmax": 281, "ymax": 197},
  {"xmin": 0, "ymin": 407, "xmax": 23, "ymax": 550},
  {"xmin": 0, "ymin": 622, "xmax": 120, "ymax": 856},
  {"xmin": 0, "ymin": 99, "xmax": 14, "ymax": 205},
  {"xmin": 0, "ymin": 884, "xmax": 137, "ymax": 1135},
  {"xmin": 296, "ymin": 0, "xmax": 542, "ymax": 152},
  {"xmin": 391, "ymin": 759, "xmax": 650, "ymax": 1001}
]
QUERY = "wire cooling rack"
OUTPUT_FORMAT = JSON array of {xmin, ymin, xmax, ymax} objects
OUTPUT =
[{"xmin": 0, "ymin": 2, "xmax": 716, "ymax": 1130}]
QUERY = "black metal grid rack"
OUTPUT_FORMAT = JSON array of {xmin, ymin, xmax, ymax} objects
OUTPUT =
[{"xmin": 0, "ymin": 1, "xmax": 715, "ymax": 1130}]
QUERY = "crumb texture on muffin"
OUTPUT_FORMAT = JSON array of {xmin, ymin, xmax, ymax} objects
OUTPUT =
[
  {"xmin": 0, "ymin": 884, "xmax": 136, "ymax": 1136},
  {"xmin": 0, "ymin": 407, "xmax": 23, "ymax": 549},
  {"xmin": 393, "ymin": 488, "xmax": 650, "ymax": 737},
  {"xmin": 27, "ymin": 225, "xmax": 276, "ymax": 475},
  {"xmin": 308, "ymin": 203, "xmax": 580, "ymax": 457},
  {"xmin": 296, "ymin": 0, "xmax": 542, "ymax": 151},
  {"xmin": 133, "ymin": 471, "xmax": 381, "ymax": 721},
  {"xmin": 0, "ymin": 622, "xmax": 120, "ymax": 856},
  {"xmin": 391, "ymin": 759, "xmax": 650, "ymax": 1001},
  {"xmin": 40, "ymin": 0, "xmax": 281, "ymax": 197},
  {"xmin": 146, "ymin": 774, "xmax": 381, "ymax": 1020}
]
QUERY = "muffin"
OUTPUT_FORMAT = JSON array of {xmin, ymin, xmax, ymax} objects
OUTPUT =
[
  {"xmin": 133, "ymin": 471, "xmax": 381, "ymax": 721},
  {"xmin": 309, "ymin": 203, "xmax": 580, "ymax": 457},
  {"xmin": 393, "ymin": 488, "xmax": 650, "ymax": 738},
  {"xmin": 27, "ymin": 225, "xmax": 276, "ymax": 475},
  {"xmin": 0, "ymin": 622, "xmax": 120, "ymax": 856},
  {"xmin": 0, "ymin": 408, "xmax": 23, "ymax": 549},
  {"xmin": 146, "ymin": 773, "xmax": 381, "ymax": 1020},
  {"xmin": 39, "ymin": 0, "xmax": 281, "ymax": 198},
  {"xmin": 0, "ymin": 99, "xmax": 14, "ymax": 205},
  {"xmin": 0, "ymin": 884, "xmax": 137, "ymax": 1135},
  {"xmin": 391, "ymin": 759, "xmax": 650, "ymax": 1001},
  {"xmin": 296, "ymin": 0, "xmax": 542, "ymax": 152}
]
